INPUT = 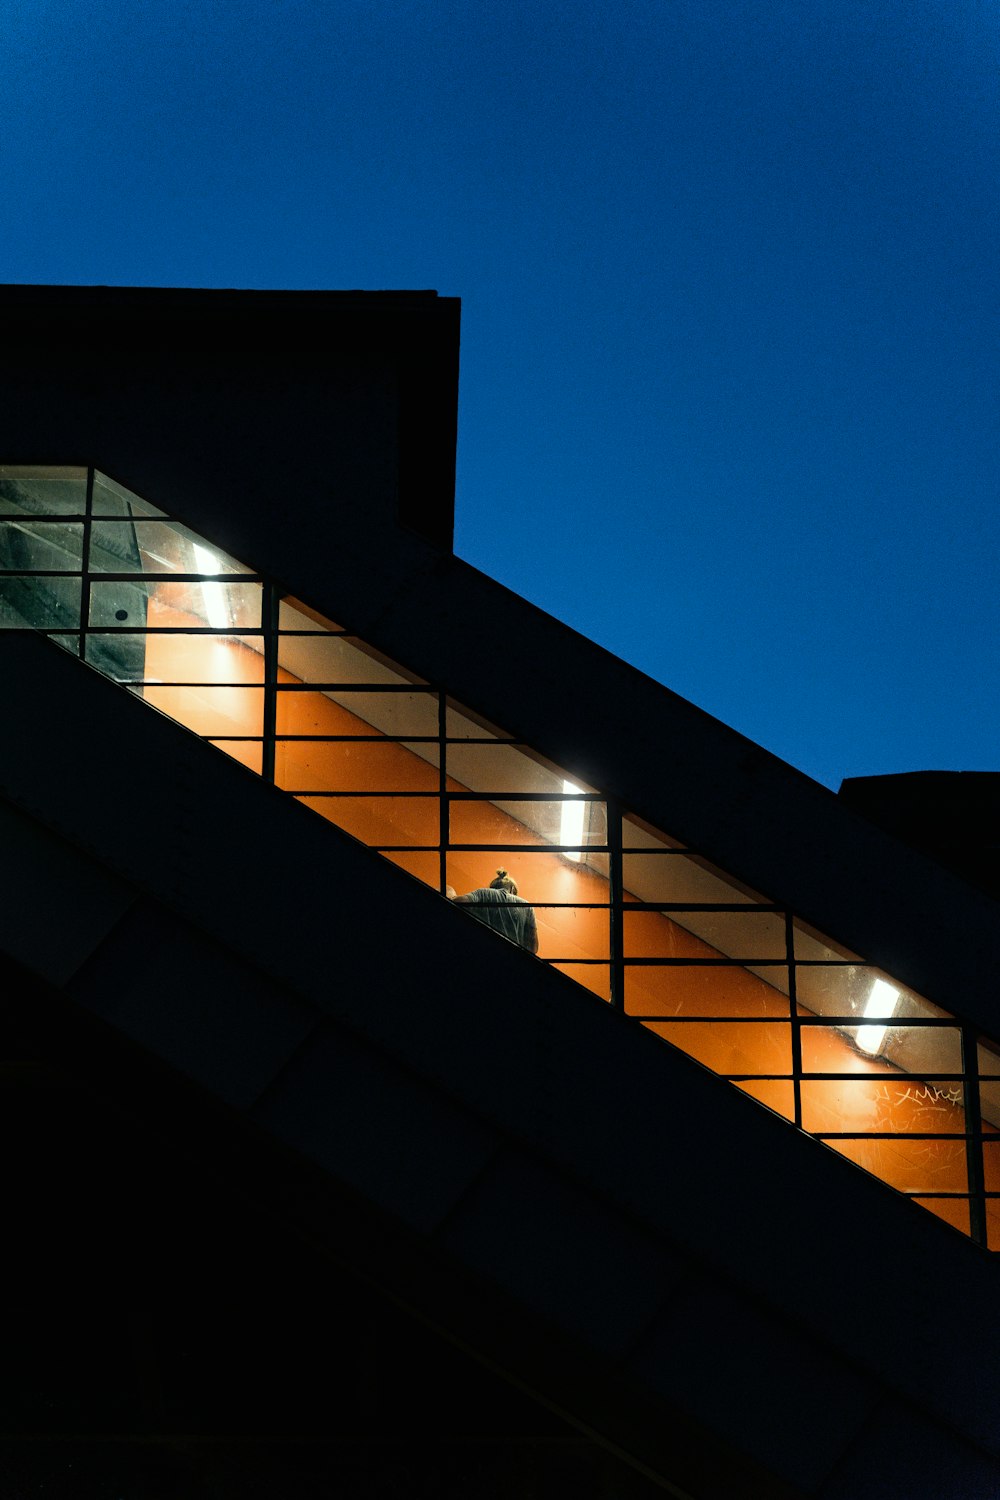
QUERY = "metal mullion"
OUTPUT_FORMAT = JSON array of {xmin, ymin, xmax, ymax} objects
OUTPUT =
[
  {"xmin": 86, "ymin": 625, "xmax": 264, "ymax": 635},
  {"xmin": 84, "ymin": 571, "xmax": 265, "ymax": 583},
  {"xmin": 962, "ymin": 1023, "xmax": 988, "ymax": 1247},
  {"xmin": 276, "ymin": 681, "xmax": 430, "ymax": 692},
  {"xmin": 438, "ymin": 691, "xmax": 448, "ymax": 894},
  {"xmin": 274, "ymin": 734, "xmax": 438, "ymax": 743},
  {"xmin": 608, "ymin": 799, "xmax": 625, "ymax": 1010},
  {"xmin": 813, "ymin": 1132, "xmax": 972, "ymax": 1141},
  {"xmin": 786, "ymin": 912, "xmax": 803, "ymax": 1130},
  {"xmin": 80, "ymin": 467, "xmax": 94, "ymax": 652},
  {"xmin": 641, "ymin": 1015, "xmax": 803, "ymax": 1025},
  {"xmin": 261, "ymin": 583, "xmax": 278, "ymax": 783},
  {"xmin": 624, "ymin": 901, "xmax": 783, "ymax": 913},
  {"xmin": 448, "ymin": 791, "xmax": 605, "ymax": 803},
  {"xmin": 372, "ymin": 846, "xmax": 439, "ymax": 853},
  {"xmin": 797, "ymin": 1014, "xmax": 954, "ymax": 1025},
  {"xmin": 282, "ymin": 790, "xmax": 438, "ymax": 798},
  {"xmin": 799, "ymin": 1071, "xmax": 967, "ymax": 1082},
  {"xmin": 622, "ymin": 957, "xmax": 788, "ymax": 967}
]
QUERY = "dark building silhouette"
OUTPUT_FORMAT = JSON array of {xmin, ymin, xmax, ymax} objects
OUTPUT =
[{"xmin": 1, "ymin": 285, "xmax": 999, "ymax": 1498}]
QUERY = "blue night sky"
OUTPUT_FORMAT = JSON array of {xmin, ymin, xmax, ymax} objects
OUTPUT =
[{"xmin": 4, "ymin": 0, "xmax": 997, "ymax": 790}]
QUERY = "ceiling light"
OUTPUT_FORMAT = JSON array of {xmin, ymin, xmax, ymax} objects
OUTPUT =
[
  {"xmin": 560, "ymin": 780, "xmax": 584, "ymax": 860},
  {"xmin": 856, "ymin": 977, "xmax": 899, "ymax": 1056},
  {"xmin": 192, "ymin": 543, "xmax": 229, "ymax": 629}
]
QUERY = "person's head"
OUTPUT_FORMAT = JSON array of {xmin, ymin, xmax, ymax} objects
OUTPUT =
[{"xmin": 489, "ymin": 867, "xmax": 518, "ymax": 895}]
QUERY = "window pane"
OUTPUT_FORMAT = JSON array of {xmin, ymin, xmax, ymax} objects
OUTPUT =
[
  {"xmin": 801, "ymin": 1077, "xmax": 967, "ymax": 1136},
  {"xmin": 84, "ymin": 633, "xmax": 148, "ymax": 681},
  {"xmin": 0, "ymin": 575, "xmax": 81, "ymax": 628},
  {"xmin": 623, "ymin": 850, "xmax": 761, "ymax": 905},
  {"xmin": 623, "ymin": 909, "xmax": 787, "ymax": 961},
  {"xmin": 89, "ymin": 519, "xmax": 253, "ymax": 575},
  {"xmin": 445, "ymin": 743, "xmax": 591, "ymax": 797},
  {"xmin": 0, "ymin": 466, "xmax": 87, "ymax": 515},
  {"xmin": 792, "ymin": 919, "xmax": 862, "ymax": 964},
  {"xmin": 296, "ymin": 794, "xmax": 439, "ymax": 848},
  {"xmin": 445, "ymin": 703, "xmax": 511, "ymax": 740},
  {"xmin": 621, "ymin": 815, "xmax": 685, "ymax": 851},
  {"xmin": 0, "ymin": 519, "xmax": 84, "ymax": 570},
  {"xmin": 87, "ymin": 580, "xmax": 150, "ymax": 628},
  {"xmin": 641, "ymin": 1019, "xmax": 792, "ymax": 1077},
  {"xmin": 914, "ymin": 1197, "xmax": 971, "ymax": 1237},
  {"xmin": 449, "ymin": 797, "xmax": 607, "ymax": 849},
  {"xmin": 382, "ymin": 849, "xmax": 440, "ymax": 887},
  {"xmin": 209, "ymin": 739, "xmax": 263, "ymax": 774},
  {"xmin": 92, "ymin": 471, "xmax": 166, "ymax": 518},
  {"xmin": 277, "ymin": 632, "xmax": 425, "ymax": 686},
  {"xmin": 98, "ymin": 633, "xmax": 266, "ymax": 684},
  {"xmin": 534, "ymin": 902, "xmax": 610, "ymax": 961},
  {"xmin": 793, "ymin": 963, "xmax": 876, "ymax": 1017},
  {"xmin": 800, "ymin": 1023, "xmax": 963, "ymax": 1076},
  {"xmin": 142, "ymin": 579, "xmax": 263, "ymax": 630},
  {"xmin": 827, "ymin": 1137, "xmax": 970, "ymax": 1200},
  {"xmin": 275, "ymin": 740, "xmax": 439, "ymax": 794},
  {"xmin": 550, "ymin": 962, "xmax": 611, "ymax": 1001},
  {"xmin": 624, "ymin": 963, "xmax": 790, "ymax": 1019},
  {"xmin": 276, "ymin": 686, "xmax": 439, "ymax": 738},
  {"xmin": 278, "ymin": 596, "xmax": 341, "ymax": 631},
  {"xmin": 139, "ymin": 684, "xmax": 264, "ymax": 736},
  {"xmin": 734, "ymin": 1078, "xmax": 796, "ymax": 1122},
  {"xmin": 983, "ymin": 1140, "xmax": 1000, "ymax": 1195}
]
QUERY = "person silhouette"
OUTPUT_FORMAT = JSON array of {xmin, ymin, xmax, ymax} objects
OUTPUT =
[{"xmin": 447, "ymin": 868, "xmax": 539, "ymax": 954}]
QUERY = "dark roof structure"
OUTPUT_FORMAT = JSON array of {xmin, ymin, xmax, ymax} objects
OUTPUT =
[{"xmin": 1, "ymin": 285, "xmax": 999, "ymax": 1498}]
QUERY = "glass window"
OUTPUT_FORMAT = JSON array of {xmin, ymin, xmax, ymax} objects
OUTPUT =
[
  {"xmin": 84, "ymin": 633, "xmax": 149, "ymax": 682},
  {"xmin": 800, "ymin": 1023, "xmax": 963, "ymax": 1076},
  {"xmin": 209, "ymin": 740, "xmax": 264, "ymax": 775},
  {"xmin": 143, "ymin": 579, "xmax": 263, "ymax": 631},
  {"xmin": 445, "ymin": 743, "xmax": 592, "ymax": 799},
  {"xmin": 621, "ymin": 814, "xmax": 685, "ymax": 851},
  {"xmin": 278, "ymin": 596, "xmax": 341, "ymax": 631},
  {"xmin": 87, "ymin": 580, "xmax": 151, "ymax": 629},
  {"xmin": 551, "ymin": 963, "xmax": 612, "ymax": 1001},
  {"xmin": 274, "ymin": 740, "xmax": 440, "ymax": 794},
  {"xmin": 89, "ymin": 520, "xmax": 253, "ymax": 575},
  {"xmin": 622, "ymin": 848, "xmax": 762, "ymax": 905},
  {"xmin": 91, "ymin": 470, "xmax": 166, "ymax": 518},
  {"xmin": 0, "ymin": 465, "xmax": 87, "ymax": 515},
  {"xmin": 0, "ymin": 575, "xmax": 81, "ymax": 628},
  {"xmin": 277, "ymin": 632, "xmax": 426, "ymax": 687},
  {"xmin": 449, "ymin": 797, "xmax": 607, "ymax": 850},
  {"xmin": 276, "ymin": 686, "xmax": 439, "ymax": 739},
  {"xmin": 445, "ymin": 702, "xmax": 513, "ymax": 741},
  {"xmin": 13, "ymin": 464, "xmax": 999, "ymax": 1248},
  {"xmin": 296, "ymin": 794, "xmax": 440, "ymax": 849},
  {"xmin": 640, "ymin": 1018, "xmax": 793, "ymax": 1077},
  {"xmin": 624, "ymin": 963, "xmax": 790, "ymax": 1019},
  {"xmin": 87, "ymin": 633, "xmax": 266, "ymax": 684},
  {"xmin": 139, "ymin": 684, "xmax": 264, "ymax": 737},
  {"xmin": 623, "ymin": 908, "xmax": 787, "ymax": 962},
  {"xmin": 0, "ymin": 519, "xmax": 84, "ymax": 571},
  {"xmin": 801, "ymin": 1077, "xmax": 966, "ymax": 1136}
]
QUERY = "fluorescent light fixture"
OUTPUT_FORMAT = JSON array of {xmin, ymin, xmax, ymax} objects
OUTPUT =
[
  {"xmin": 560, "ymin": 780, "xmax": 585, "ymax": 860},
  {"xmin": 192, "ymin": 543, "xmax": 229, "ymax": 629},
  {"xmin": 856, "ymin": 978, "xmax": 899, "ymax": 1056}
]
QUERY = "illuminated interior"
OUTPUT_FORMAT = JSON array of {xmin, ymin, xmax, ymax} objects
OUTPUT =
[{"xmin": 3, "ymin": 463, "xmax": 998, "ymax": 1248}]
